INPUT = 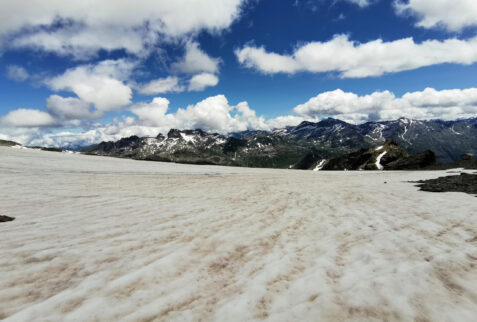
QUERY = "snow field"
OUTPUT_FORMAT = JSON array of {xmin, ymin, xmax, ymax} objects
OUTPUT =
[{"xmin": 0, "ymin": 147, "xmax": 476, "ymax": 321}]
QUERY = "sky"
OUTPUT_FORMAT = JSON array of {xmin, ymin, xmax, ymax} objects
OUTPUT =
[{"xmin": 0, "ymin": 0, "xmax": 477, "ymax": 147}]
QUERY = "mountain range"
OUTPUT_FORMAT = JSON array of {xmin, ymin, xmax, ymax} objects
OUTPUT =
[{"xmin": 84, "ymin": 117, "xmax": 477, "ymax": 168}]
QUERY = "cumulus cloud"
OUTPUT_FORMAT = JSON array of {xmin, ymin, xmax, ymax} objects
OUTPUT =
[
  {"xmin": 0, "ymin": 109, "xmax": 56, "ymax": 127},
  {"xmin": 294, "ymin": 87, "xmax": 477, "ymax": 123},
  {"xmin": 172, "ymin": 41, "xmax": 221, "ymax": 74},
  {"xmin": 236, "ymin": 34, "xmax": 477, "ymax": 78},
  {"xmin": 0, "ymin": 0, "xmax": 247, "ymax": 59},
  {"xmin": 266, "ymin": 115, "xmax": 307, "ymax": 129},
  {"xmin": 46, "ymin": 95, "xmax": 100, "ymax": 120},
  {"xmin": 394, "ymin": 0, "xmax": 477, "ymax": 32},
  {"xmin": 6, "ymin": 65, "xmax": 29, "ymax": 81},
  {"xmin": 126, "ymin": 95, "xmax": 293, "ymax": 137},
  {"xmin": 170, "ymin": 95, "xmax": 269, "ymax": 133},
  {"xmin": 137, "ymin": 76, "xmax": 184, "ymax": 95},
  {"xmin": 13, "ymin": 95, "xmax": 274, "ymax": 147},
  {"xmin": 130, "ymin": 97, "xmax": 180, "ymax": 128},
  {"xmin": 46, "ymin": 59, "xmax": 134, "ymax": 111},
  {"xmin": 4, "ymin": 88, "xmax": 477, "ymax": 147},
  {"xmin": 188, "ymin": 73, "xmax": 219, "ymax": 91}
]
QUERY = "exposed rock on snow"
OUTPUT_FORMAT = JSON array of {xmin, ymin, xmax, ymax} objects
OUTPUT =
[
  {"xmin": 0, "ymin": 215, "xmax": 15, "ymax": 222},
  {"xmin": 0, "ymin": 139, "xmax": 20, "ymax": 147},
  {"xmin": 291, "ymin": 150, "xmax": 324, "ymax": 170},
  {"xmin": 415, "ymin": 173, "xmax": 477, "ymax": 195},
  {"xmin": 320, "ymin": 139, "xmax": 435, "ymax": 171}
]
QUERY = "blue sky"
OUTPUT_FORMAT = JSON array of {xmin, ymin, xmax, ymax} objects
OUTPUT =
[{"xmin": 1, "ymin": 0, "xmax": 477, "ymax": 146}]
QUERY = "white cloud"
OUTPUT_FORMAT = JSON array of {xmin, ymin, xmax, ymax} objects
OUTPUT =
[
  {"xmin": 236, "ymin": 46, "xmax": 300, "ymax": 74},
  {"xmin": 46, "ymin": 59, "xmax": 134, "ymax": 111},
  {"xmin": 0, "ymin": 109, "xmax": 56, "ymax": 127},
  {"xmin": 188, "ymin": 73, "xmax": 219, "ymax": 91},
  {"xmin": 172, "ymin": 42, "xmax": 221, "ymax": 74},
  {"xmin": 20, "ymin": 95, "xmax": 274, "ymax": 147},
  {"xmin": 46, "ymin": 95, "xmax": 100, "ymax": 120},
  {"xmin": 294, "ymin": 88, "xmax": 477, "ymax": 122},
  {"xmin": 173, "ymin": 95, "xmax": 270, "ymax": 133},
  {"xmin": 138, "ymin": 77, "xmax": 184, "ymax": 95},
  {"xmin": 130, "ymin": 97, "xmax": 180, "ymax": 128},
  {"xmin": 6, "ymin": 87, "xmax": 477, "ymax": 147},
  {"xmin": 0, "ymin": 0, "xmax": 247, "ymax": 58},
  {"xmin": 265, "ymin": 115, "xmax": 306, "ymax": 130},
  {"xmin": 345, "ymin": 0, "xmax": 374, "ymax": 7},
  {"xmin": 128, "ymin": 95, "xmax": 293, "ymax": 135},
  {"xmin": 6, "ymin": 65, "xmax": 29, "ymax": 81},
  {"xmin": 394, "ymin": 0, "xmax": 477, "ymax": 32},
  {"xmin": 10, "ymin": 25, "xmax": 154, "ymax": 61},
  {"xmin": 129, "ymin": 95, "xmax": 270, "ymax": 134},
  {"xmin": 236, "ymin": 34, "xmax": 477, "ymax": 78}
]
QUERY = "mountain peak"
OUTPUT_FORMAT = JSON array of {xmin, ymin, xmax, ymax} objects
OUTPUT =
[
  {"xmin": 167, "ymin": 129, "xmax": 182, "ymax": 139},
  {"xmin": 316, "ymin": 118, "xmax": 349, "ymax": 127}
]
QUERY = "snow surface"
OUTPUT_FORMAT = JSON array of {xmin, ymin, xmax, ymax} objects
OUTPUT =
[
  {"xmin": 1, "ymin": 147, "xmax": 477, "ymax": 321},
  {"xmin": 374, "ymin": 145, "xmax": 384, "ymax": 151}
]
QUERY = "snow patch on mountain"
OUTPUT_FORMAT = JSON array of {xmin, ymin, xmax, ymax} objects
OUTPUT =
[{"xmin": 375, "ymin": 151, "xmax": 387, "ymax": 170}]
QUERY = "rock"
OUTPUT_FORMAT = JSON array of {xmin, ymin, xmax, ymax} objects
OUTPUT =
[
  {"xmin": 415, "ymin": 173, "xmax": 477, "ymax": 195},
  {"xmin": 0, "ymin": 215, "xmax": 15, "ymax": 222},
  {"xmin": 385, "ymin": 150, "xmax": 436, "ymax": 170},
  {"xmin": 0, "ymin": 139, "xmax": 21, "ymax": 147},
  {"xmin": 291, "ymin": 151, "xmax": 324, "ymax": 170},
  {"xmin": 322, "ymin": 148, "xmax": 373, "ymax": 170},
  {"xmin": 167, "ymin": 129, "xmax": 182, "ymax": 139},
  {"xmin": 89, "ymin": 136, "xmax": 141, "ymax": 155},
  {"xmin": 320, "ymin": 139, "xmax": 434, "ymax": 171},
  {"xmin": 40, "ymin": 147, "xmax": 64, "ymax": 152},
  {"xmin": 461, "ymin": 154, "xmax": 475, "ymax": 161},
  {"xmin": 424, "ymin": 153, "xmax": 477, "ymax": 170},
  {"xmin": 223, "ymin": 137, "xmax": 247, "ymax": 154}
]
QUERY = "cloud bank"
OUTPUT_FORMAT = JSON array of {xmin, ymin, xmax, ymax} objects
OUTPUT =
[
  {"xmin": 394, "ymin": 0, "xmax": 477, "ymax": 31},
  {"xmin": 2, "ymin": 87, "xmax": 477, "ymax": 147},
  {"xmin": 294, "ymin": 88, "xmax": 477, "ymax": 123},
  {"xmin": 0, "ymin": 0, "xmax": 247, "ymax": 59},
  {"xmin": 236, "ymin": 34, "xmax": 477, "ymax": 78}
]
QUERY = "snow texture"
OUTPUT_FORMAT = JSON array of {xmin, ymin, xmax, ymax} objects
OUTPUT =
[{"xmin": 1, "ymin": 147, "xmax": 477, "ymax": 321}]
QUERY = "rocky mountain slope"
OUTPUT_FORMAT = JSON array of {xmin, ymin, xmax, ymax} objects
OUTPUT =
[
  {"xmin": 84, "ymin": 117, "xmax": 477, "ymax": 168},
  {"xmin": 0, "ymin": 139, "xmax": 20, "ymax": 147},
  {"xmin": 293, "ymin": 139, "xmax": 436, "ymax": 171}
]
